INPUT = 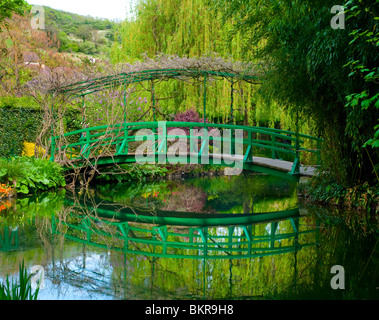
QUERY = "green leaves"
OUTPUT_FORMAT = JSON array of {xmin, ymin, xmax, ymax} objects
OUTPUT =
[
  {"xmin": 0, "ymin": 0, "xmax": 29, "ymax": 24},
  {"xmin": 363, "ymin": 124, "xmax": 379, "ymax": 148},
  {"xmin": 95, "ymin": 163, "xmax": 168, "ymax": 183},
  {"xmin": 0, "ymin": 157, "xmax": 66, "ymax": 195},
  {"xmin": 0, "ymin": 260, "xmax": 39, "ymax": 300},
  {"xmin": 344, "ymin": 0, "xmax": 379, "ymax": 157},
  {"xmin": 0, "ymin": 167, "xmax": 7, "ymax": 178}
]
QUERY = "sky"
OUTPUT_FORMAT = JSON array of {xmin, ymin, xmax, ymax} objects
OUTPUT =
[{"xmin": 30, "ymin": 0, "xmax": 132, "ymax": 21}]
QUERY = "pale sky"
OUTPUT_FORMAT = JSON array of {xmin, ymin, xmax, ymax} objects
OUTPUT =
[{"xmin": 30, "ymin": 0, "xmax": 132, "ymax": 21}]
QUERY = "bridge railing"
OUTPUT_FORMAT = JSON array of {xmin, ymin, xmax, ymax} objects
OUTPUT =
[{"xmin": 50, "ymin": 121, "xmax": 323, "ymax": 174}]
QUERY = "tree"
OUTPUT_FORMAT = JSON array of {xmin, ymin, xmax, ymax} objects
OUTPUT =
[
  {"xmin": 76, "ymin": 24, "xmax": 94, "ymax": 42},
  {"xmin": 0, "ymin": 0, "xmax": 29, "ymax": 25},
  {"xmin": 344, "ymin": 1, "xmax": 379, "ymax": 177},
  {"xmin": 210, "ymin": 0, "xmax": 379, "ymax": 185},
  {"xmin": 110, "ymin": 0, "xmax": 269, "ymax": 131}
]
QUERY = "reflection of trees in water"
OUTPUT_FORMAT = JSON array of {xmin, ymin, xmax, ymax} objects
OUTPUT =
[
  {"xmin": 3, "ymin": 179, "xmax": 379, "ymax": 299},
  {"xmin": 42, "ymin": 204, "xmax": 379, "ymax": 300},
  {"xmin": 161, "ymin": 185, "xmax": 208, "ymax": 213},
  {"xmin": 89, "ymin": 173, "xmax": 298, "ymax": 215}
]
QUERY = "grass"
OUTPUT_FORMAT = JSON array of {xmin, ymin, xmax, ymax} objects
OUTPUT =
[{"xmin": 0, "ymin": 260, "xmax": 40, "ymax": 300}]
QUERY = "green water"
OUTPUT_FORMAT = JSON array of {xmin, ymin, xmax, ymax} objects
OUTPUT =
[{"xmin": 0, "ymin": 172, "xmax": 378, "ymax": 300}]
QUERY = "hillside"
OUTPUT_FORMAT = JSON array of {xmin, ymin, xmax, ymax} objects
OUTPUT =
[{"xmin": 42, "ymin": 6, "xmax": 120, "ymax": 57}]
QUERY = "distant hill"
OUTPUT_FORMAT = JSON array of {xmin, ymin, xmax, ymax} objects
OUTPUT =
[{"xmin": 42, "ymin": 6, "xmax": 120, "ymax": 57}]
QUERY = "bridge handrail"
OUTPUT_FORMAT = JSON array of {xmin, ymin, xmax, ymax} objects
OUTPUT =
[{"xmin": 50, "ymin": 121, "xmax": 323, "ymax": 172}]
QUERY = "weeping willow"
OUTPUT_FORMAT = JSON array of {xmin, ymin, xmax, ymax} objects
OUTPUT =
[{"xmin": 109, "ymin": 0, "xmax": 315, "ymax": 134}]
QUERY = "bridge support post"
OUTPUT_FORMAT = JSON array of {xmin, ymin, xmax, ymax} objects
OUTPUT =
[
  {"xmin": 242, "ymin": 226, "xmax": 252, "ymax": 255},
  {"xmin": 116, "ymin": 124, "xmax": 129, "ymax": 155},
  {"xmin": 290, "ymin": 157, "xmax": 300, "ymax": 175},
  {"xmin": 157, "ymin": 121, "xmax": 167, "ymax": 164},
  {"xmin": 317, "ymin": 139, "xmax": 322, "ymax": 165},
  {"xmin": 243, "ymin": 131, "xmax": 253, "ymax": 162},
  {"xmin": 290, "ymin": 110, "xmax": 301, "ymax": 175},
  {"xmin": 203, "ymin": 73, "xmax": 207, "ymax": 127},
  {"xmin": 81, "ymin": 128, "xmax": 91, "ymax": 158},
  {"xmin": 271, "ymin": 136, "xmax": 278, "ymax": 159},
  {"xmin": 270, "ymin": 222, "xmax": 278, "ymax": 248}
]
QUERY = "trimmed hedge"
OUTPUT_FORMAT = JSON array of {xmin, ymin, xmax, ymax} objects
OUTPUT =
[
  {"xmin": 0, "ymin": 97, "xmax": 43, "ymax": 158},
  {"xmin": 0, "ymin": 96, "xmax": 81, "ymax": 158}
]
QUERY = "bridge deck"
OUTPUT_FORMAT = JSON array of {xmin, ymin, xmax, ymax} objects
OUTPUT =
[
  {"xmin": 251, "ymin": 156, "xmax": 317, "ymax": 177},
  {"xmin": 194, "ymin": 153, "xmax": 318, "ymax": 177}
]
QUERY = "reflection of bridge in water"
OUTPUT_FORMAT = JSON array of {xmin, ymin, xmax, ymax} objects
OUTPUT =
[
  {"xmin": 52, "ymin": 204, "xmax": 319, "ymax": 260},
  {"xmin": 0, "ymin": 201, "xmax": 320, "ymax": 299}
]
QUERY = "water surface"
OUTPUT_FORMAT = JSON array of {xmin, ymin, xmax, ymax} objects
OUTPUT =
[{"xmin": 0, "ymin": 173, "xmax": 378, "ymax": 300}]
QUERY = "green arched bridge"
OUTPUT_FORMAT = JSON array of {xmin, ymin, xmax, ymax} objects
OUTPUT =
[
  {"xmin": 48, "ymin": 67, "xmax": 323, "ymax": 178},
  {"xmin": 50, "ymin": 120, "xmax": 322, "ymax": 178}
]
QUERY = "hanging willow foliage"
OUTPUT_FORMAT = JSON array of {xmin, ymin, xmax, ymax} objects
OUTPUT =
[{"xmin": 109, "ymin": 0, "xmax": 314, "ymax": 132}]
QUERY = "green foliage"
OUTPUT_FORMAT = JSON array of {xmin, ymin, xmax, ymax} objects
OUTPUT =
[
  {"xmin": 78, "ymin": 41, "xmax": 98, "ymax": 55},
  {"xmin": 43, "ymin": 6, "xmax": 117, "ymax": 55},
  {"xmin": 0, "ymin": 190, "xmax": 65, "ymax": 227},
  {"xmin": 57, "ymin": 31, "xmax": 80, "ymax": 52},
  {"xmin": 76, "ymin": 24, "xmax": 94, "ymax": 42},
  {"xmin": 299, "ymin": 173, "xmax": 348, "ymax": 204},
  {"xmin": 110, "ymin": 0, "xmax": 269, "ymax": 126},
  {"xmin": 0, "ymin": 97, "xmax": 82, "ymax": 157},
  {"xmin": 0, "ymin": 97, "xmax": 43, "ymax": 157},
  {"xmin": 0, "ymin": 157, "xmax": 66, "ymax": 195},
  {"xmin": 0, "ymin": 260, "xmax": 40, "ymax": 300},
  {"xmin": 0, "ymin": 95, "xmax": 39, "ymax": 110},
  {"xmin": 211, "ymin": 0, "xmax": 379, "ymax": 185},
  {"xmin": 344, "ymin": 1, "xmax": 379, "ymax": 153},
  {"xmin": 0, "ymin": 0, "xmax": 29, "ymax": 24},
  {"xmin": 94, "ymin": 164, "xmax": 168, "ymax": 183},
  {"xmin": 299, "ymin": 172, "xmax": 379, "ymax": 213}
]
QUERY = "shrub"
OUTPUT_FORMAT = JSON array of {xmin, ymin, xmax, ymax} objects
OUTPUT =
[
  {"xmin": 0, "ymin": 157, "xmax": 66, "ymax": 195},
  {"xmin": 0, "ymin": 96, "xmax": 82, "ymax": 158},
  {"xmin": 173, "ymin": 108, "xmax": 204, "ymax": 124},
  {"xmin": 0, "ymin": 97, "xmax": 43, "ymax": 158}
]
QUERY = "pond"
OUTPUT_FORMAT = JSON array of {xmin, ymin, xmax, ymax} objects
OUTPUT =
[{"xmin": 0, "ymin": 172, "xmax": 378, "ymax": 300}]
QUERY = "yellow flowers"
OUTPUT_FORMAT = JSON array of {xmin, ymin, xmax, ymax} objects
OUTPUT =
[
  {"xmin": 22, "ymin": 142, "xmax": 45, "ymax": 157},
  {"xmin": 142, "ymin": 191, "xmax": 160, "ymax": 199}
]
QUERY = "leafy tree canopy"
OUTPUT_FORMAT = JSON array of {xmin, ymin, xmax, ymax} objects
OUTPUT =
[{"xmin": 210, "ymin": 0, "xmax": 379, "ymax": 184}]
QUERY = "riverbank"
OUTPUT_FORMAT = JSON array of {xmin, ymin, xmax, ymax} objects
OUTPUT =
[
  {"xmin": 298, "ymin": 173, "xmax": 379, "ymax": 212},
  {"xmin": 2, "ymin": 157, "xmax": 378, "ymax": 237},
  {"xmin": 298, "ymin": 173, "xmax": 379, "ymax": 236}
]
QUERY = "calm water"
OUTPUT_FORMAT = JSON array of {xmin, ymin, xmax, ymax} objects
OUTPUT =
[{"xmin": 1, "ymin": 172, "xmax": 378, "ymax": 300}]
